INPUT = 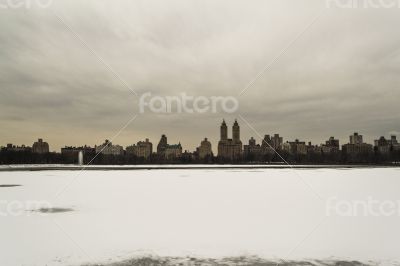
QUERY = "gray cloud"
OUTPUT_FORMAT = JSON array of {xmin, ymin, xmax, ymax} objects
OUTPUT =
[{"xmin": 0, "ymin": 0, "xmax": 399, "ymax": 152}]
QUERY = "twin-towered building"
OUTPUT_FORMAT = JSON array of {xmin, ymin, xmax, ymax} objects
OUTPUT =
[{"xmin": 217, "ymin": 119, "xmax": 243, "ymax": 160}]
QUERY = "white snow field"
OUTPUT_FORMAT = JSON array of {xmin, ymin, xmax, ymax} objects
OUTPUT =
[{"xmin": 0, "ymin": 167, "xmax": 400, "ymax": 266}]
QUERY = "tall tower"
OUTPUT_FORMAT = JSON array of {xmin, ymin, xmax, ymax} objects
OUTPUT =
[
  {"xmin": 220, "ymin": 119, "xmax": 227, "ymax": 141},
  {"xmin": 232, "ymin": 119, "xmax": 240, "ymax": 143},
  {"xmin": 157, "ymin": 134, "xmax": 168, "ymax": 154}
]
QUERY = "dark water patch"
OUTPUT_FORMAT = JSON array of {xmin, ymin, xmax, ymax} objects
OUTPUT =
[
  {"xmin": 82, "ymin": 256, "xmax": 376, "ymax": 266},
  {"xmin": 0, "ymin": 184, "xmax": 22, "ymax": 188},
  {"xmin": 333, "ymin": 262, "xmax": 366, "ymax": 266},
  {"xmin": 33, "ymin": 207, "xmax": 74, "ymax": 214}
]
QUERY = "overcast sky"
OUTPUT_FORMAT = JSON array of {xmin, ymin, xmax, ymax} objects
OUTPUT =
[{"xmin": 1, "ymin": 0, "xmax": 399, "ymax": 152}]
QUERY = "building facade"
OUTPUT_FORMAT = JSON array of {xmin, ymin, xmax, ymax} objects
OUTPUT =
[
  {"xmin": 197, "ymin": 138, "xmax": 213, "ymax": 159},
  {"xmin": 4, "ymin": 144, "xmax": 32, "ymax": 152},
  {"xmin": 306, "ymin": 142, "xmax": 322, "ymax": 154},
  {"xmin": 165, "ymin": 144, "xmax": 182, "ymax": 159},
  {"xmin": 350, "ymin": 132, "xmax": 363, "ymax": 145},
  {"xmin": 261, "ymin": 134, "xmax": 283, "ymax": 154},
  {"xmin": 391, "ymin": 136, "xmax": 400, "ymax": 151},
  {"xmin": 342, "ymin": 133, "xmax": 373, "ymax": 160},
  {"xmin": 32, "ymin": 139, "xmax": 49, "ymax": 154},
  {"xmin": 126, "ymin": 139, "xmax": 153, "ymax": 159},
  {"xmin": 244, "ymin": 137, "xmax": 263, "ymax": 159},
  {"xmin": 61, "ymin": 146, "xmax": 95, "ymax": 156},
  {"xmin": 283, "ymin": 139, "xmax": 307, "ymax": 155},
  {"xmin": 61, "ymin": 146, "xmax": 95, "ymax": 162},
  {"xmin": 374, "ymin": 135, "xmax": 400, "ymax": 154},
  {"xmin": 321, "ymin": 137, "xmax": 340, "ymax": 153},
  {"xmin": 95, "ymin": 140, "xmax": 124, "ymax": 156},
  {"xmin": 156, "ymin": 135, "xmax": 182, "ymax": 159},
  {"xmin": 374, "ymin": 136, "xmax": 391, "ymax": 154}
]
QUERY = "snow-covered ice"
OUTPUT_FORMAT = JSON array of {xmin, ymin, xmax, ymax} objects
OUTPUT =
[{"xmin": 0, "ymin": 167, "xmax": 399, "ymax": 266}]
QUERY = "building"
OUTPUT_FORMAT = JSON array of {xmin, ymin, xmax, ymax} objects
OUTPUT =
[
  {"xmin": 165, "ymin": 143, "xmax": 182, "ymax": 159},
  {"xmin": 321, "ymin": 137, "xmax": 340, "ymax": 153},
  {"xmin": 374, "ymin": 135, "xmax": 400, "ymax": 154},
  {"xmin": 244, "ymin": 137, "xmax": 263, "ymax": 159},
  {"xmin": 61, "ymin": 146, "xmax": 95, "ymax": 156},
  {"xmin": 390, "ymin": 135, "xmax": 399, "ymax": 145},
  {"xmin": 306, "ymin": 142, "xmax": 322, "ymax": 154},
  {"xmin": 136, "ymin": 139, "xmax": 153, "ymax": 158},
  {"xmin": 391, "ymin": 136, "xmax": 400, "ymax": 151},
  {"xmin": 156, "ymin": 135, "xmax": 182, "ymax": 159},
  {"xmin": 95, "ymin": 140, "xmax": 124, "ymax": 156},
  {"xmin": 182, "ymin": 150, "xmax": 196, "ymax": 161},
  {"xmin": 342, "ymin": 143, "xmax": 373, "ymax": 154},
  {"xmin": 261, "ymin": 134, "xmax": 283, "ymax": 154},
  {"xmin": 374, "ymin": 136, "xmax": 391, "ymax": 154},
  {"xmin": 126, "ymin": 139, "xmax": 153, "ymax": 159},
  {"xmin": 283, "ymin": 139, "xmax": 307, "ymax": 155},
  {"xmin": 196, "ymin": 138, "xmax": 213, "ymax": 159},
  {"xmin": 3, "ymin": 144, "xmax": 32, "ymax": 152},
  {"xmin": 342, "ymin": 133, "xmax": 373, "ymax": 159},
  {"xmin": 61, "ymin": 146, "xmax": 95, "ymax": 162},
  {"xmin": 265, "ymin": 134, "xmax": 283, "ymax": 150},
  {"xmin": 32, "ymin": 138, "xmax": 49, "ymax": 154},
  {"xmin": 350, "ymin": 132, "xmax": 363, "ymax": 145},
  {"xmin": 157, "ymin": 135, "xmax": 168, "ymax": 155},
  {"xmin": 217, "ymin": 119, "xmax": 242, "ymax": 160}
]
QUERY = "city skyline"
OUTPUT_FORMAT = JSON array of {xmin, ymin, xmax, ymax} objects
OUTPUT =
[
  {"xmin": 1, "ymin": 0, "xmax": 400, "ymax": 153},
  {"xmin": 2, "ymin": 119, "xmax": 398, "ymax": 155},
  {"xmin": 3, "ymin": 119, "xmax": 399, "ymax": 165}
]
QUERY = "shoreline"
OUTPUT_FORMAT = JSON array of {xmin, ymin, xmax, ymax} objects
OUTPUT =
[{"xmin": 0, "ymin": 164, "xmax": 399, "ymax": 171}]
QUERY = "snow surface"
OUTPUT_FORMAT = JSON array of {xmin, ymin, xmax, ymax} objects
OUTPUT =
[{"xmin": 0, "ymin": 168, "xmax": 400, "ymax": 266}]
